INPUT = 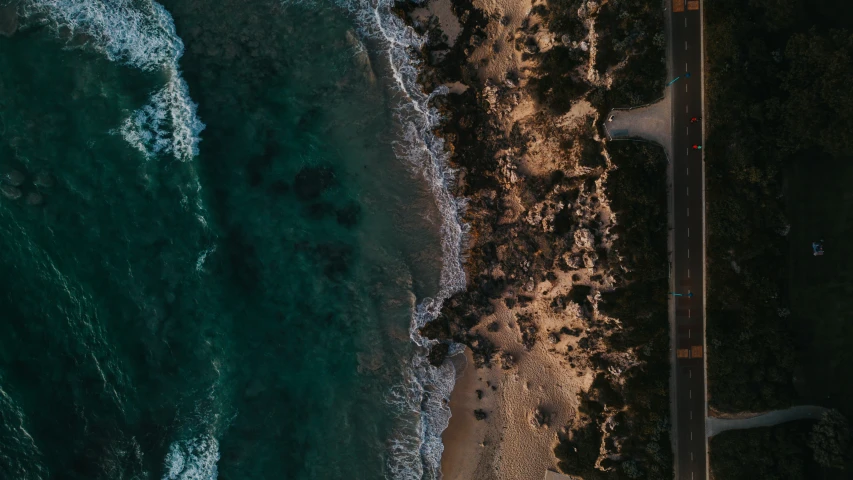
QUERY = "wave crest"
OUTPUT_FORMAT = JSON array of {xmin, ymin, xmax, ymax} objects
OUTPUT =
[
  {"xmin": 22, "ymin": 0, "xmax": 205, "ymax": 161},
  {"xmin": 162, "ymin": 435, "xmax": 220, "ymax": 480},
  {"xmin": 334, "ymin": 0, "xmax": 469, "ymax": 478}
]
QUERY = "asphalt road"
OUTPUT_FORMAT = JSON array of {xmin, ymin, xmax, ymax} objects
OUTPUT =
[{"xmin": 669, "ymin": 2, "xmax": 707, "ymax": 480}]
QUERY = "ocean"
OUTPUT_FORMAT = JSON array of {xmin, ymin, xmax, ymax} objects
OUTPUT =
[{"xmin": 0, "ymin": 0, "xmax": 465, "ymax": 478}]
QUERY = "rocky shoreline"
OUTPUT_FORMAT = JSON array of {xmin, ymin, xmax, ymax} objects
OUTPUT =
[{"xmin": 396, "ymin": 0, "xmax": 675, "ymax": 477}]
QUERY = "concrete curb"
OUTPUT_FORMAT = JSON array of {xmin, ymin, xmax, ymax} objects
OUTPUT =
[
  {"xmin": 699, "ymin": 0, "xmax": 709, "ymax": 478},
  {"xmin": 662, "ymin": 0, "xmax": 678, "ymax": 477}
]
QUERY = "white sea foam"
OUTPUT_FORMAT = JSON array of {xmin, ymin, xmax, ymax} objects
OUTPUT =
[
  {"xmin": 162, "ymin": 435, "xmax": 220, "ymax": 480},
  {"xmin": 328, "ymin": 0, "xmax": 469, "ymax": 477},
  {"xmin": 118, "ymin": 70, "xmax": 205, "ymax": 161},
  {"xmin": 22, "ymin": 0, "xmax": 205, "ymax": 161}
]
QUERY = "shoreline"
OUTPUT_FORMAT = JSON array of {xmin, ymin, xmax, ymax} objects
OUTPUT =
[
  {"xmin": 398, "ymin": 0, "xmax": 674, "ymax": 476},
  {"xmin": 440, "ymin": 348, "xmax": 485, "ymax": 479}
]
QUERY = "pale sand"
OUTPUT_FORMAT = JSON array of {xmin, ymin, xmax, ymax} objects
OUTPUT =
[
  {"xmin": 427, "ymin": 0, "xmax": 628, "ymax": 476},
  {"xmin": 442, "ymin": 294, "xmax": 604, "ymax": 479},
  {"xmin": 441, "ymin": 348, "xmax": 488, "ymax": 478}
]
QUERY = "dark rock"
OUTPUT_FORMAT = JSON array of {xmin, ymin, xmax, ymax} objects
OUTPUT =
[
  {"xmin": 474, "ymin": 409, "xmax": 488, "ymax": 420},
  {"xmin": 2, "ymin": 170, "xmax": 25, "ymax": 186},
  {"xmin": 227, "ymin": 229, "xmax": 261, "ymax": 293},
  {"xmin": 335, "ymin": 202, "xmax": 361, "ymax": 228},
  {"xmin": 306, "ymin": 202, "xmax": 335, "ymax": 220},
  {"xmin": 478, "ymin": 275, "xmax": 505, "ymax": 298},
  {"xmin": 294, "ymin": 165, "xmax": 336, "ymax": 200},
  {"xmin": 314, "ymin": 242, "xmax": 353, "ymax": 279},
  {"xmin": 33, "ymin": 172, "xmax": 54, "ymax": 188},
  {"xmin": 487, "ymin": 321, "xmax": 500, "ymax": 332},
  {"xmin": 269, "ymin": 180, "xmax": 290, "ymax": 195},
  {"xmin": 427, "ymin": 342, "xmax": 450, "ymax": 367},
  {"xmin": 550, "ymin": 295, "xmax": 566, "ymax": 312},
  {"xmin": 531, "ymin": 406, "xmax": 551, "ymax": 428},
  {"xmin": 516, "ymin": 312, "xmax": 537, "ymax": 350},
  {"xmin": 0, "ymin": 185, "xmax": 21, "ymax": 200},
  {"xmin": 504, "ymin": 297, "xmax": 517, "ymax": 308},
  {"xmin": 25, "ymin": 192, "xmax": 43, "ymax": 206},
  {"xmin": 476, "ymin": 389, "xmax": 483, "ymax": 399},
  {"xmin": 500, "ymin": 351, "xmax": 515, "ymax": 369},
  {"xmin": 247, "ymin": 140, "xmax": 281, "ymax": 187}
]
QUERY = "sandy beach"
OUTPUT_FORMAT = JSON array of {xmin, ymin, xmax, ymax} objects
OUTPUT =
[{"xmin": 408, "ymin": 0, "xmax": 674, "ymax": 476}]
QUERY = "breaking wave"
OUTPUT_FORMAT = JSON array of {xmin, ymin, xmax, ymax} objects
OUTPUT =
[
  {"xmin": 330, "ymin": 0, "xmax": 469, "ymax": 477},
  {"xmin": 21, "ymin": 0, "xmax": 204, "ymax": 161},
  {"xmin": 162, "ymin": 435, "xmax": 220, "ymax": 480}
]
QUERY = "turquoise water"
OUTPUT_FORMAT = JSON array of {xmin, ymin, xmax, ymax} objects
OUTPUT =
[{"xmin": 0, "ymin": 0, "xmax": 464, "ymax": 478}]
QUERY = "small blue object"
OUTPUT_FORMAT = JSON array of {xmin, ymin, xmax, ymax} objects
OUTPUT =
[
  {"xmin": 685, "ymin": 72, "xmax": 692, "ymax": 78},
  {"xmin": 812, "ymin": 240, "xmax": 824, "ymax": 256}
]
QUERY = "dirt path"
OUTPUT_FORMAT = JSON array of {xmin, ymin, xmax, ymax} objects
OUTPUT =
[{"xmin": 706, "ymin": 405, "xmax": 827, "ymax": 437}]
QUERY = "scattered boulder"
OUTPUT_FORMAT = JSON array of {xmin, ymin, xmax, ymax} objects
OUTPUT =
[
  {"xmin": 2, "ymin": 170, "xmax": 25, "ymax": 187},
  {"xmin": 33, "ymin": 172, "xmax": 54, "ymax": 188},
  {"xmin": 573, "ymin": 228, "xmax": 595, "ymax": 250},
  {"xmin": 474, "ymin": 409, "xmax": 488, "ymax": 420},
  {"xmin": 530, "ymin": 406, "xmax": 551, "ymax": 428},
  {"xmin": 0, "ymin": 185, "xmax": 21, "ymax": 200},
  {"xmin": 25, "ymin": 192, "xmax": 43, "ymax": 206},
  {"xmin": 499, "ymin": 351, "xmax": 516, "ymax": 369},
  {"xmin": 293, "ymin": 165, "xmax": 336, "ymax": 201},
  {"xmin": 427, "ymin": 342, "xmax": 450, "ymax": 367}
]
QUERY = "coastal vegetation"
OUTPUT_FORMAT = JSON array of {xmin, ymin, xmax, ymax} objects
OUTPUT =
[
  {"xmin": 705, "ymin": 0, "xmax": 853, "ymax": 417},
  {"xmin": 535, "ymin": 0, "xmax": 666, "ymax": 115},
  {"xmin": 407, "ymin": 0, "xmax": 674, "ymax": 474},
  {"xmin": 705, "ymin": 0, "xmax": 853, "ymax": 475},
  {"xmin": 554, "ymin": 142, "xmax": 672, "ymax": 480},
  {"xmin": 710, "ymin": 411, "xmax": 851, "ymax": 479},
  {"xmin": 710, "ymin": 421, "xmax": 817, "ymax": 479}
]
